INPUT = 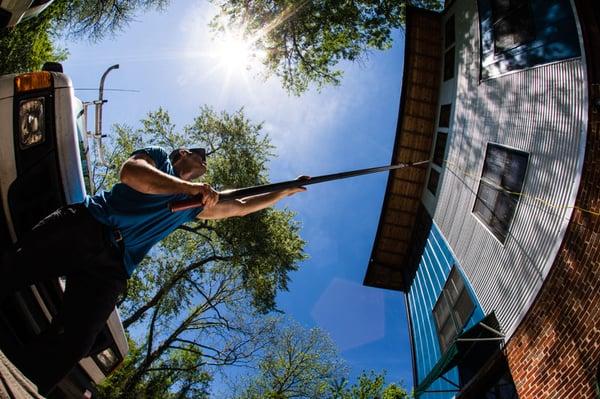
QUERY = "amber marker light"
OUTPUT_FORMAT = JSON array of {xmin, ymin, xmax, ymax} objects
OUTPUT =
[{"xmin": 15, "ymin": 71, "xmax": 53, "ymax": 93}]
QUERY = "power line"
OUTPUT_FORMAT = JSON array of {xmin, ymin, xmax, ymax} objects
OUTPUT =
[{"xmin": 74, "ymin": 88, "xmax": 141, "ymax": 93}]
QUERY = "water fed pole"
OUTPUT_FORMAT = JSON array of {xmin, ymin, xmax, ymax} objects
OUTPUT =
[{"xmin": 169, "ymin": 160, "xmax": 430, "ymax": 212}]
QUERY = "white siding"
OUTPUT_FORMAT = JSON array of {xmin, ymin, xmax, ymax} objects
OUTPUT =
[{"xmin": 431, "ymin": 0, "xmax": 587, "ymax": 339}]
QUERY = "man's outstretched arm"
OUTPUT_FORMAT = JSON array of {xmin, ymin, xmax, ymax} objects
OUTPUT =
[{"xmin": 198, "ymin": 186, "xmax": 307, "ymax": 220}]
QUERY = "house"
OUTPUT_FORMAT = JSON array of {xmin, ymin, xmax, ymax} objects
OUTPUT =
[{"xmin": 364, "ymin": 0, "xmax": 600, "ymax": 397}]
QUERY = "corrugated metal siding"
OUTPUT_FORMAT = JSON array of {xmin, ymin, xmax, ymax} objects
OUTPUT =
[
  {"xmin": 408, "ymin": 222, "xmax": 485, "ymax": 397},
  {"xmin": 432, "ymin": 0, "xmax": 587, "ymax": 339}
]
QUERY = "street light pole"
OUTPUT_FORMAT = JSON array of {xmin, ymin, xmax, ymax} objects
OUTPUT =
[{"xmin": 95, "ymin": 64, "xmax": 119, "ymax": 166}]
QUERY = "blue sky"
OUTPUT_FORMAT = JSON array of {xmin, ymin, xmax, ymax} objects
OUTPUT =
[{"xmin": 57, "ymin": 0, "xmax": 414, "ymax": 392}]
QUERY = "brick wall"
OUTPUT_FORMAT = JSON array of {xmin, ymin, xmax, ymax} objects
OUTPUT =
[{"xmin": 505, "ymin": 2, "xmax": 600, "ymax": 397}]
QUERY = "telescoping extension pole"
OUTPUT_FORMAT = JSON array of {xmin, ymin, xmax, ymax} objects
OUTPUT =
[{"xmin": 169, "ymin": 160, "xmax": 430, "ymax": 212}]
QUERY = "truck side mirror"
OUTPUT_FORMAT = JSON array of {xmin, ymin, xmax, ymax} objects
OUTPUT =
[{"xmin": 42, "ymin": 62, "xmax": 63, "ymax": 73}]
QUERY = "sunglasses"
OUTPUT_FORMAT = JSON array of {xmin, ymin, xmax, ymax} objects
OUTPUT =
[{"xmin": 188, "ymin": 148, "xmax": 207, "ymax": 163}]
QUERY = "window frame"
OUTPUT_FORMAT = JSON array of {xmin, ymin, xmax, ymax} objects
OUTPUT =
[
  {"xmin": 472, "ymin": 143, "xmax": 529, "ymax": 243},
  {"xmin": 443, "ymin": 14, "xmax": 456, "ymax": 81},
  {"xmin": 426, "ymin": 104, "xmax": 452, "ymax": 199}
]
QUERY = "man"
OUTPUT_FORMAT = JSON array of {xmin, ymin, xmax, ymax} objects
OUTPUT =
[{"xmin": 0, "ymin": 146, "xmax": 307, "ymax": 395}]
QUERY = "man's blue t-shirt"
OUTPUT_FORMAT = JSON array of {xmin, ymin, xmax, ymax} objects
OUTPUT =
[{"xmin": 84, "ymin": 146, "xmax": 203, "ymax": 276}]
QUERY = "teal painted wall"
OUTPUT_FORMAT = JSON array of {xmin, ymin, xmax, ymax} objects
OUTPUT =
[{"xmin": 407, "ymin": 222, "xmax": 485, "ymax": 398}]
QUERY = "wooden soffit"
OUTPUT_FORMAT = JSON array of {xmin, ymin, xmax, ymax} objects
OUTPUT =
[{"xmin": 363, "ymin": 7, "xmax": 442, "ymax": 292}]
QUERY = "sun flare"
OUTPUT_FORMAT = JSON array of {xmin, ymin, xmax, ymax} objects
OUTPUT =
[{"xmin": 211, "ymin": 28, "xmax": 264, "ymax": 74}]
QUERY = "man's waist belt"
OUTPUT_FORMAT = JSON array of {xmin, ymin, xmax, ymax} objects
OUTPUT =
[{"xmin": 110, "ymin": 228, "xmax": 125, "ymax": 255}]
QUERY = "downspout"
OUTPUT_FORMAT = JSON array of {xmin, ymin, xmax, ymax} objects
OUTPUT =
[{"xmin": 404, "ymin": 291, "xmax": 419, "ymax": 392}]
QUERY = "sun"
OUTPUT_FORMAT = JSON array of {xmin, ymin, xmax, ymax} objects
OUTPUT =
[
  {"xmin": 179, "ymin": 9, "xmax": 270, "ymax": 91},
  {"xmin": 215, "ymin": 33, "xmax": 252, "ymax": 67},
  {"xmin": 211, "ymin": 28, "xmax": 264, "ymax": 74}
]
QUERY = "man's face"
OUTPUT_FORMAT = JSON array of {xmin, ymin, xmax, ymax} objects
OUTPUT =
[{"xmin": 176, "ymin": 149, "xmax": 207, "ymax": 181}]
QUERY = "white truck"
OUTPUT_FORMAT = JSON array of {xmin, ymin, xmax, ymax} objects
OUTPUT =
[
  {"xmin": 0, "ymin": 0, "xmax": 54, "ymax": 29},
  {"xmin": 0, "ymin": 63, "xmax": 128, "ymax": 398}
]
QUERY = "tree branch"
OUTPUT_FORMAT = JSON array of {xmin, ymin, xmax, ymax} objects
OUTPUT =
[{"xmin": 123, "ymin": 254, "xmax": 232, "ymax": 329}]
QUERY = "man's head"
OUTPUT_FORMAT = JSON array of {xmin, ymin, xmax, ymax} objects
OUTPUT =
[{"xmin": 169, "ymin": 147, "xmax": 207, "ymax": 181}]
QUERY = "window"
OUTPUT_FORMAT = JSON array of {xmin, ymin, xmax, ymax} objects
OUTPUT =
[
  {"xmin": 427, "ymin": 169, "xmax": 440, "ymax": 195},
  {"xmin": 428, "ymin": 107, "xmax": 451, "ymax": 198},
  {"xmin": 433, "ymin": 132, "xmax": 448, "ymax": 167},
  {"xmin": 473, "ymin": 143, "xmax": 528, "ymax": 243},
  {"xmin": 443, "ymin": 14, "xmax": 456, "ymax": 81},
  {"xmin": 445, "ymin": 15, "xmax": 455, "ymax": 49},
  {"xmin": 439, "ymin": 104, "xmax": 452, "ymax": 128},
  {"xmin": 444, "ymin": 47, "xmax": 455, "ymax": 81},
  {"xmin": 478, "ymin": 0, "xmax": 581, "ymax": 79},
  {"xmin": 432, "ymin": 267, "xmax": 475, "ymax": 353},
  {"xmin": 490, "ymin": 0, "xmax": 535, "ymax": 53}
]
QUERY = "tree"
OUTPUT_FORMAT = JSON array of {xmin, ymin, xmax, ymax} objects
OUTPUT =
[
  {"xmin": 97, "ymin": 336, "xmax": 212, "ymax": 399},
  {"xmin": 0, "ymin": 0, "xmax": 68, "ymax": 74},
  {"xmin": 327, "ymin": 371, "xmax": 410, "ymax": 399},
  {"xmin": 382, "ymin": 383, "xmax": 410, "ymax": 399},
  {"xmin": 100, "ymin": 268, "xmax": 279, "ymax": 398},
  {"xmin": 348, "ymin": 371, "xmax": 386, "ymax": 399},
  {"xmin": 211, "ymin": 0, "xmax": 443, "ymax": 94},
  {"xmin": 230, "ymin": 324, "xmax": 411, "ymax": 399},
  {"xmin": 55, "ymin": 0, "xmax": 170, "ymax": 41},
  {"xmin": 93, "ymin": 106, "xmax": 307, "ymax": 397},
  {"xmin": 232, "ymin": 321, "xmax": 348, "ymax": 399}
]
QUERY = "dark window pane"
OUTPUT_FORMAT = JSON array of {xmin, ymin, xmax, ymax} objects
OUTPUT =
[
  {"xmin": 434, "ymin": 296, "xmax": 451, "ymax": 329},
  {"xmin": 492, "ymin": 0, "xmax": 535, "ymax": 53},
  {"xmin": 428, "ymin": 169, "xmax": 440, "ymax": 195},
  {"xmin": 453, "ymin": 289, "xmax": 475, "ymax": 327},
  {"xmin": 439, "ymin": 104, "xmax": 452, "ymax": 128},
  {"xmin": 434, "ymin": 308, "xmax": 446, "ymax": 330},
  {"xmin": 481, "ymin": 145, "xmax": 506, "ymax": 186},
  {"xmin": 503, "ymin": 150, "xmax": 529, "ymax": 192},
  {"xmin": 439, "ymin": 319, "xmax": 456, "ymax": 352},
  {"xmin": 444, "ymin": 48, "xmax": 455, "ymax": 81},
  {"xmin": 450, "ymin": 269, "xmax": 465, "ymax": 293},
  {"xmin": 433, "ymin": 132, "xmax": 448, "ymax": 166},
  {"xmin": 474, "ymin": 181, "xmax": 499, "ymax": 221},
  {"xmin": 446, "ymin": 278, "xmax": 461, "ymax": 304},
  {"xmin": 445, "ymin": 15, "xmax": 455, "ymax": 49},
  {"xmin": 491, "ymin": 0, "xmax": 511, "ymax": 23},
  {"xmin": 493, "ymin": 192, "xmax": 519, "ymax": 237}
]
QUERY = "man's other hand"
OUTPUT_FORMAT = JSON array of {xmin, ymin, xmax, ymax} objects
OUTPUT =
[
  {"xmin": 284, "ymin": 176, "xmax": 311, "ymax": 196},
  {"xmin": 190, "ymin": 183, "xmax": 219, "ymax": 208}
]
